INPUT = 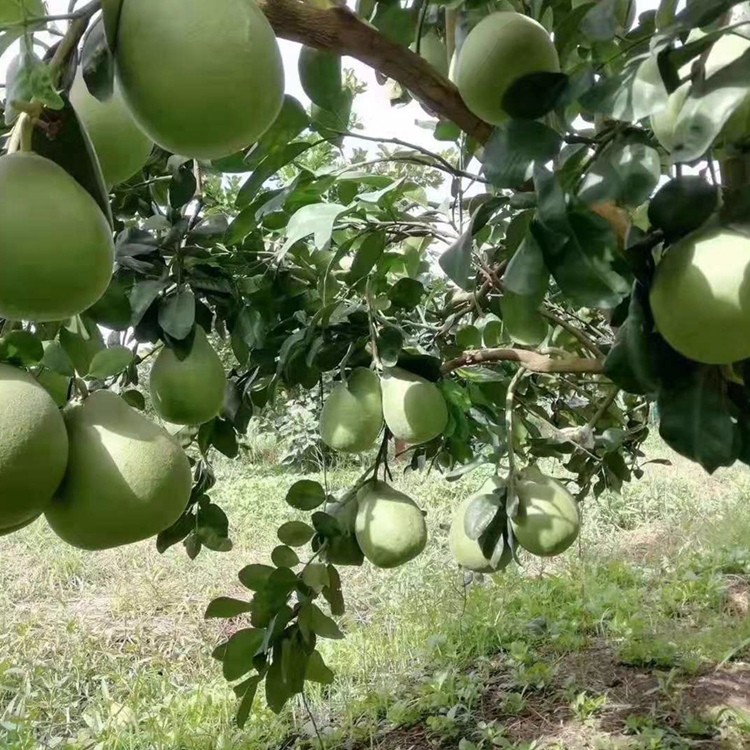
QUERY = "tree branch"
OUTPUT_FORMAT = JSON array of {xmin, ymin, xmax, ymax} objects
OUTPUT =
[
  {"xmin": 259, "ymin": 0, "xmax": 493, "ymax": 143},
  {"xmin": 441, "ymin": 348, "xmax": 605, "ymax": 375}
]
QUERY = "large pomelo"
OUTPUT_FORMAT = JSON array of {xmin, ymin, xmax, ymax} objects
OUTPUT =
[
  {"xmin": 46, "ymin": 390, "xmax": 192, "ymax": 550},
  {"xmin": 449, "ymin": 477, "xmax": 512, "ymax": 573},
  {"xmin": 511, "ymin": 465, "xmax": 579, "ymax": 557},
  {"xmin": 69, "ymin": 70, "xmax": 153, "ymax": 187},
  {"xmin": 0, "ymin": 364, "xmax": 69, "ymax": 528},
  {"xmin": 355, "ymin": 481, "xmax": 427, "ymax": 568},
  {"xmin": 0, "ymin": 153, "xmax": 114, "ymax": 322},
  {"xmin": 115, "ymin": 0, "xmax": 284, "ymax": 159},
  {"xmin": 319, "ymin": 368, "xmax": 383, "ymax": 453},
  {"xmin": 650, "ymin": 228, "xmax": 750, "ymax": 364},
  {"xmin": 381, "ymin": 367, "xmax": 448, "ymax": 445},
  {"xmin": 453, "ymin": 12, "xmax": 559, "ymax": 125},
  {"xmin": 149, "ymin": 327, "xmax": 226, "ymax": 425}
]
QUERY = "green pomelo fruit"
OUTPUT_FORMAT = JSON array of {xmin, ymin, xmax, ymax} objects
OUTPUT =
[
  {"xmin": 412, "ymin": 30, "xmax": 448, "ymax": 77},
  {"xmin": 0, "ymin": 153, "xmax": 114, "ymax": 322},
  {"xmin": 381, "ymin": 367, "xmax": 448, "ymax": 445},
  {"xmin": 650, "ymin": 228, "xmax": 750, "ymax": 364},
  {"xmin": 449, "ymin": 477, "xmax": 512, "ymax": 573},
  {"xmin": 150, "ymin": 327, "xmax": 226, "ymax": 425},
  {"xmin": 453, "ymin": 12, "xmax": 559, "ymax": 126},
  {"xmin": 69, "ymin": 70, "xmax": 153, "ymax": 187},
  {"xmin": 320, "ymin": 368, "xmax": 383, "ymax": 453},
  {"xmin": 0, "ymin": 513, "xmax": 41, "ymax": 538},
  {"xmin": 115, "ymin": 0, "xmax": 284, "ymax": 159},
  {"xmin": 326, "ymin": 498, "xmax": 364, "ymax": 566},
  {"xmin": 0, "ymin": 364, "xmax": 69, "ymax": 528},
  {"xmin": 501, "ymin": 291, "xmax": 549, "ymax": 346},
  {"xmin": 650, "ymin": 83, "xmax": 690, "ymax": 152},
  {"xmin": 46, "ymin": 390, "xmax": 192, "ymax": 550},
  {"xmin": 511, "ymin": 465, "xmax": 580, "ymax": 557},
  {"xmin": 355, "ymin": 481, "xmax": 427, "ymax": 568}
]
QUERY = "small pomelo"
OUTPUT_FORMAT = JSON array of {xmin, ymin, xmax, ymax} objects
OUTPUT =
[
  {"xmin": 0, "ymin": 153, "xmax": 114, "ymax": 322},
  {"xmin": 70, "ymin": 70, "xmax": 153, "ymax": 187},
  {"xmin": 355, "ymin": 481, "xmax": 427, "ymax": 568},
  {"xmin": 46, "ymin": 390, "xmax": 192, "ymax": 550},
  {"xmin": 115, "ymin": 0, "xmax": 284, "ymax": 159},
  {"xmin": 320, "ymin": 368, "xmax": 383, "ymax": 453},
  {"xmin": 453, "ymin": 12, "xmax": 559, "ymax": 125},
  {"xmin": 381, "ymin": 367, "xmax": 448, "ymax": 445},
  {"xmin": 511, "ymin": 465, "xmax": 579, "ymax": 557},
  {"xmin": 0, "ymin": 364, "xmax": 69, "ymax": 528},
  {"xmin": 150, "ymin": 327, "xmax": 226, "ymax": 425},
  {"xmin": 650, "ymin": 228, "xmax": 750, "ymax": 364}
]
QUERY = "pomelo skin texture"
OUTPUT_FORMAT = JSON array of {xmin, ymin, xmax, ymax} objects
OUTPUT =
[
  {"xmin": 320, "ymin": 368, "xmax": 383, "ymax": 452},
  {"xmin": 453, "ymin": 12, "xmax": 559, "ymax": 126},
  {"xmin": 449, "ymin": 477, "xmax": 512, "ymax": 573},
  {"xmin": 115, "ymin": 0, "xmax": 284, "ymax": 159},
  {"xmin": 381, "ymin": 367, "xmax": 448, "ymax": 445},
  {"xmin": 0, "ymin": 153, "xmax": 114, "ymax": 322},
  {"xmin": 150, "ymin": 327, "xmax": 226, "ymax": 425},
  {"xmin": 355, "ymin": 481, "xmax": 427, "ymax": 568},
  {"xmin": 511, "ymin": 465, "xmax": 580, "ymax": 557},
  {"xmin": 0, "ymin": 364, "xmax": 69, "ymax": 529},
  {"xmin": 70, "ymin": 70, "xmax": 153, "ymax": 187},
  {"xmin": 46, "ymin": 391, "xmax": 192, "ymax": 550},
  {"xmin": 650, "ymin": 228, "xmax": 750, "ymax": 364}
]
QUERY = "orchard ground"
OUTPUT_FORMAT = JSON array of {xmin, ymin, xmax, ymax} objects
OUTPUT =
[{"xmin": 1, "ymin": 434, "xmax": 750, "ymax": 750}]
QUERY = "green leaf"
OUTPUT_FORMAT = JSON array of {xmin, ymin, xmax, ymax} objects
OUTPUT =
[
  {"xmin": 156, "ymin": 512, "xmax": 194, "ymax": 554},
  {"xmin": 238, "ymin": 564, "xmax": 275, "ymax": 591},
  {"xmin": 205, "ymin": 597, "xmax": 253, "ymax": 619},
  {"xmin": 277, "ymin": 521, "xmax": 315, "ymax": 548},
  {"xmin": 648, "ymin": 177, "xmax": 718, "ymax": 241},
  {"xmin": 280, "ymin": 203, "xmax": 347, "ymax": 258},
  {"xmin": 41, "ymin": 341, "xmax": 74, "ymax": 376},
  {"xmin": 169, "ymin": 162, "xmax": 197, "ymax": 208},
  {"xmin": 129, "ymin": 280, "xmax": 165, "ymax": 327},
  {"xmin": 211, "ymin": 419, "xmax": 239, "ymax": 459},
  {"xmin": 501, "ymin": 72, "xmax": 569, "ymax": 120},
  {"xmin": 87, "ymin": 346, "xmax": 133, "ymax": 380},
  {"xmin": 503, "ymin": 231, "xmax": 549, "ymax": 302},
  {"xmin": 300, "ymin": 603, "xmax": 344, "ymax": 640},
  {"xmin": 265, "ymin": 643, "xmax": 291, "ymax": 714},
  {"xmin": 604, "ymin": 284, "xmax": 660, "ymax": 396},
  {"xmin": 322, "ymin": 565, "xmax": 345, "ymax": 616},
  {"xmin": 0, "ymin": 331, "xmax": 43, "ymax": 365},
  {"xmin": 377, "ymin": 325, "xmax": 403, "ymax": 368},
  {"xmin": 271, "ymin": 545, "xmax": 300, "ymax": 568},
  {"xmin": 223, "ymin": 628, "xmax": 265, "ymax": 681},
  {"xmin": 346, "ymin": 231, "xmax": 386, "ymax": 284},
  {"xmin": 80, "ymin": 19, "xmax": 115, "ymax": 102},
  {"xmin": 158, "ymin": 290, "xmax": 195, "ymax": 341},
  {"xmin": 298, "ymin": 46, "xmax": 342, "ymax": 111},
  {"xmin": 463, "ymin": 493, "xmax": 502, "ymax": 541},
  {"xmin": 305, "ymin": 649, "xmax": 335, "ymax": 685},
  {"xmin": 581, "ymin": 0, "xmax": 631, "ymax": 41},
  {"xmin": 286, "ymin": 480, "xmax": 326, "ymax": 511},
  {"xmin": 301, "ymin": 563, "xmax": 329, "ymax": 591},
  {"xmin": 483, "ymin": 120, "xmax": 562, "ymax": 190},
  {"xmin": 388, "ymin": 278, "xmax": 424, "ymax": 310},
  {"xmin": 234, "ymin": 675, "xmax": 261, "ymax": 729},
  {"xmin": 658, "ymin": 367, "xmax": 740, "ymax": 473},
  {"xmin": 121, "ymin": 389, "xmax": 146, "ymax": 410},
  {"xmin": 372, "ymin": 2, "xmax": 414, "ymax": 46}
]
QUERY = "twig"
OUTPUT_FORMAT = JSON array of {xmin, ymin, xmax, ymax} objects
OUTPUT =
[
  {"xmin": 587, "ymin": 387, "xmax": 620, "ymax": 430},
  {"xmin": 441, "ymin": 348, "xmax": 605, "ymax": 375},
  {"xmin": 48, "ymin": 0, "xmax": 100, "ymax": 80}
]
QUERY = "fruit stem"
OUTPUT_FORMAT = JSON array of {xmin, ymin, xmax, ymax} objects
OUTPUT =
[
  {"xmin": 504, "ymin": 366, "xmax": 528, "ymax": 511},
  {"xmin": 6, "ymin": 113, "xmax": 34, "ymax": 154}
]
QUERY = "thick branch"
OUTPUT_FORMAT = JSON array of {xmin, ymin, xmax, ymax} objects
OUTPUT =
[
  {"xmin": 260, "ymin": 0, "xmax": 492, "ymax": 143},
  {"xmin": 441, "ymin": 348, "xmax": 605, "ymax": 375}
]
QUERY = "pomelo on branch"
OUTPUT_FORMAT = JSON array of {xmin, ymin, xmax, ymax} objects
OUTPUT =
[
  {"xmin": 319, "ymin": 368, "xmax": 383, "ymax": 453},
  {"xmin": 650, "ymin": 227, "xmax": 750, "ymax": 364},
  {"xmin": 0, "ymin": 364, "xmax": 69, "ymax": 529},
  {"xmin": 355, "ymin": 481, "xmax": 427, "ymax": 568},
  {"xmin": 69, "ymin": 70, "xmax": 153, "ymax": 188},
  {"xmin": 452, "ymin": 12, "xmax": 559, "ymax": 126},
  {"xmin": 0, "ymin": 153, "xmax": 114, "ymax": 322},
  {"xmin": 449, "ymin": 477, "xmax": 512, "ymax": 573},
  {"xmin": 150, "ymin": 326, "xmax": 226, "ymax": 426},
  {"xmin": 115, "ymin": 0, "xmax": 284, "ymax": 159},
  {"xmin": 510, "ymin": 465, "xmax": 580, "ymax": 557},
  {"xmin": 46, "ymin": 390, "xmax": 192, "ymax": 550},
  {"xmin": 381, "ymin": 367, "xmax": 448, "ymax": 445}
]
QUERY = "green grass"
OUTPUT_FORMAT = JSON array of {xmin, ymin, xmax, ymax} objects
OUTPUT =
[{"xmin": 1, "ymin": 437, "xmax": 750, "ymax": 749}]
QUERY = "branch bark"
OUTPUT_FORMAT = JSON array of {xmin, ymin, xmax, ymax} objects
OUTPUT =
[
  {"xmin": 259, "ymin": 0, "xmax": 493, "ymax": 143},
  {"xmin": 441, "ymin": 348, "xmax": 605, "ymax": 375}
]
